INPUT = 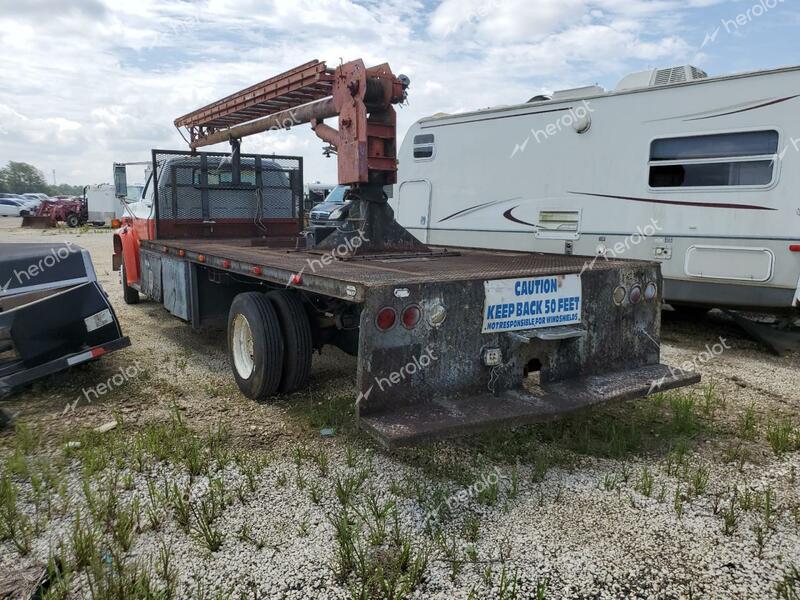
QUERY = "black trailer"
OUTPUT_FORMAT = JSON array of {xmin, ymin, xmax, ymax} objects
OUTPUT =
[
  {"xmin": 114, "ymin": 149, "xmax": 699, "ymax": 448},
  {"xmin": 0, "ymin": 243, "xmax": 130, "ymax": 399}
]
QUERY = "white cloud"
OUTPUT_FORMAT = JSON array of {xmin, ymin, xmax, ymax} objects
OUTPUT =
[{"xmin": 0, "ymin": 0, "xmax": 772, "ymax": 186}]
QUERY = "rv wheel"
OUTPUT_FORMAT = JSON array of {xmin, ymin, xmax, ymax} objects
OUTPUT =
[
  {"xmin": 120, "ymin": 259, "xmax": 140, "ymax": 305},
  {"xmin": 65, "ymin": 213, "xmax": 80, "ymax": 228},
  {"xmin": 227, "ymin": 292, "xmax": 285, "ymax": 401},
  {"xmin": 267, "ymin": 290, "xmax": 313, "ymax": 393}
]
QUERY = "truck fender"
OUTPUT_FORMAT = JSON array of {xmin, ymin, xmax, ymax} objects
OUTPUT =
[{"xmin": 113, "ymin": 226, "xmax": 141, "ymax": 284}]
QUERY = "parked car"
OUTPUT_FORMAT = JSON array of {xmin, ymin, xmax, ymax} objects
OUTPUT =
[
  {"xmin": 21, "ymin": 193, "xmax": 44, "ymax": 208},
  {"xmin": 0, "ymin": 194, "xmax": 37, "ymax": 210},
  {"xmin": 0, "ymin": 199, "xmax": 28, "ymax": 217},
  {"xmin": 308, "ymin": 184, "xmax": 351, "ymax": 228}
]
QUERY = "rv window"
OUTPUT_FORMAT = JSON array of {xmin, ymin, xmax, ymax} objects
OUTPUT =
[
  {"xmin": 649, "ymin": 130, "xmax": 778, "ymax": 188},
  {"xmin": 413, "ymin": 133, "xmax": 435, "ymax": 160}
]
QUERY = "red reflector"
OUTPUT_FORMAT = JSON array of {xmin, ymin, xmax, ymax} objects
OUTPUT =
[
  {"xmin": 178, "ymin": 249, "xmax": 186, "ymax": 257},
  {"xmin": 376, "ymin": 307, "xmax": 396, "ymax": 331},
  {"xmin": 91, "ymin": 347, "xmax": 107, "ymax": 358},
  {"xmin": 401, "ymin": 305, "xmax": 421, "ymax": 329},
  {"xmin": 198, "ymin": 254, "xmax": 206, "ymax": 263},
  {"xmin": 162, "ymin": 246, "xmax": 169, "ymax": 253},
  {"xmin": 289, "ymin": 273, "xmax": 303, "ymax": 286},
  {"xmin": 251, "ymin": 266, "xmax": 263, "ymax": 275},
  {"xmin": 223, "ymin": 260, "xmax": 231, "ymax": 269},
  {"xmin": 790, "ymin": 245, "xmax": 800, "ymax": 252}
]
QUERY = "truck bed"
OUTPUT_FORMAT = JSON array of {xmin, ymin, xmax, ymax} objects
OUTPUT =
[{"xmin": 143, "ymin": 237, "xmax": 636, "ymax": 299}]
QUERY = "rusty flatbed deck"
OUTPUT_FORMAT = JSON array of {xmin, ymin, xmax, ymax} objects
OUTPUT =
[{"xmin": 145, "ymin": 237, "xmax": 637, "ymax": 294}]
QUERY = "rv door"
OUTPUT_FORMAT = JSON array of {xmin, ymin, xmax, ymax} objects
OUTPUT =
[{"xmin": 397, "ymin": 180, "xmax": 432, "ymax": 244}]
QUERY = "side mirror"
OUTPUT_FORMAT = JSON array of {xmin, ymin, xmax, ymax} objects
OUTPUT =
[{"xmin": 113, "ymin": 164, "xmax": 128, "ymax": 199}]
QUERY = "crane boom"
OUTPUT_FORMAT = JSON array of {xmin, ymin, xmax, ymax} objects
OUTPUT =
[{"xmin": 174, "ymin": 58, "xmax": 422, "ymax": 255}]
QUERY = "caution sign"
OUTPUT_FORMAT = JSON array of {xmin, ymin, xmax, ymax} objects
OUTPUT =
[{"xmin": 482, "ymin": 274, "xmax": 582, "ymax": 333}]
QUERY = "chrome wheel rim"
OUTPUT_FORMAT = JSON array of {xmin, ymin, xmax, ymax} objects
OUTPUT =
[{"xmin": 232, "ymin": 314, "xmax": 255, "ymax": 379}]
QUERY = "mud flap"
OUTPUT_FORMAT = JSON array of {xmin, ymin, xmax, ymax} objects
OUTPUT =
[{"xmin": 359, "ymin": 363, "xmax": 701, "ymax": 448}]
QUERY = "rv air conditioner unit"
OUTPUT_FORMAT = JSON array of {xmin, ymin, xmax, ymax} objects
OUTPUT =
[{"xmin": 615, "ymin": 66, "xmax": 708, "ymax": 91}]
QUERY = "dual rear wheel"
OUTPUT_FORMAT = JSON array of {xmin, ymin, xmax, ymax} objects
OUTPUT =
[{"xmin": 227, "ymin": 290, "xmax": 313, "ymax": 401}]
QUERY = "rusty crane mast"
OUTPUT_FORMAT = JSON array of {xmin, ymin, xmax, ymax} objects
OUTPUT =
[{"xmin": 174, "ymin": 59, "xmax": 424, "ymax": 255}]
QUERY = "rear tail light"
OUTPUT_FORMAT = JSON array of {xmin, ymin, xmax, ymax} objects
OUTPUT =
[
  {"xmin": 111, "ymin": 219, "xmax": 121, "ymax": 229},
  {"xmin": 644, "ymin": 282, "xmax": 658, "ymax": 301},
  {"xmin": 629, "ymin": 285, "xmax": 642, "ymax": 304},
  {"xmin": 790, "ymin": 245, "xmax": 800, "ymax": 252},
  {"xmin": 376, "ymin": 307, "xmax": 397, "ymax": 331},
  {"xmin": 612, "ymin": 286, "xmax": 626, "ymax": 306},
  {"xmin": 401, "ymin": 305, "xmax": 421, "ymax": 329}
]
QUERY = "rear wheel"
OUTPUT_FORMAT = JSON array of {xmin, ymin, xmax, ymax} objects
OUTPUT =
[
  {"xmin": 267, "ymin": 290, "xmax": 313, "ymax": 393},
  {"xmin": 120, "ymin": 259, "xmax": 140, "ymax": 305},
  {"xmin": 228, "ymin": 292, "xmax": 285, "ymax": 401}
]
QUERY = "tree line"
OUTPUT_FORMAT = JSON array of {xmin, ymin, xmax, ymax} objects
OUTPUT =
[{"xmin": 0, "ymin": 161, "xmax": 85, "ymax": 196}]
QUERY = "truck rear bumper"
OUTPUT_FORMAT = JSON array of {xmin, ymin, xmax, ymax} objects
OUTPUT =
[{"xmin": 359, "ymin": 363, "xmax": 700, "ymax": 448}]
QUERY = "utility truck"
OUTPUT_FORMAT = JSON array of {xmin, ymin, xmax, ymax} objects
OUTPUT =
[{"xmin": 112, "ymin": 59, "xmax": 698, "ymax": 447}]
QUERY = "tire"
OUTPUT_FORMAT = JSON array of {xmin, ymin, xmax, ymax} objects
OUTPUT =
[
  {"xmin": 120, "ymin": 259, "xmax": 140, "ymax": 305},
  {"xmin": 65, "ymin": 213, "xmax": 80, "ymax": 228},
  {"xmin": 267, "ymin": 290, "xmax": 313, "ymax": 393},
  {"xmin": 228, "ymin": 292, "xmax": 285, "ymax": 401}
]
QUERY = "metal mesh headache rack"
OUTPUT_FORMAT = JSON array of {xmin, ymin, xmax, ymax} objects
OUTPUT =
[{"xmin": 149, "ymin": 149, "xmax": 303, "ymax": 239}]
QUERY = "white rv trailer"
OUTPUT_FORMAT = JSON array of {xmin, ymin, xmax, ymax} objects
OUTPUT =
[{"xmin": 392, "ymin": 65, "xmax": 800, "ymax": 312}]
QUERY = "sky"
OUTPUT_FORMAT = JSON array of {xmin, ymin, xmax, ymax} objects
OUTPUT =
[{"xmin": 0, "ymin": 0, "xmax": 797, "ymax": 187}]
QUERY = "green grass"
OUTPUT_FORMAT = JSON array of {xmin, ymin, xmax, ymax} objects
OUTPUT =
[
  {"xmin": 766, "ymin": 419, "xmax": 800, "ymax": 456},
  {"xmin": 737, "ymin": 404, "xmax": 758, "ymax": 441},
  {"xmin": 0, "ymin": 474, "xmax": 33, "ymax": 554}
]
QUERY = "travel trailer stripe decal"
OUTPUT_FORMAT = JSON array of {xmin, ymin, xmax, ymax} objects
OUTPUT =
[
  {"xmin": 684, "ymin": 95, "xmax": 800, "ymax": 121},
  {"xmin": 439, "ymin": 197, "xmax": 520, "ymax": 223},
  {"xmin": 502, "ymin": 207, "xmax": 537, "ymax": 227},
  {"xmin": 569, "ymin": 192, "xmax": 776, "ymax": 211}
]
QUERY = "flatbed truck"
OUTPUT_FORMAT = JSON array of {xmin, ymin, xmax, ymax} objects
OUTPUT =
[{"xmin": 112, "ymin": 59, "xmax": 699, "ymax": 447}]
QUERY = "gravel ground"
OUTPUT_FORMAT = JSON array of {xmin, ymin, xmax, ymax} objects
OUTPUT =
[{"xmin": 1, "ymin": 218, "xmax": 799, "ymax": 599}]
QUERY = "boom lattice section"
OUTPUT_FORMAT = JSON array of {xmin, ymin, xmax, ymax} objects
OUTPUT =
[{"xmin": 174, "ymin": 60, "xmax": 335, "ymax": 147}]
